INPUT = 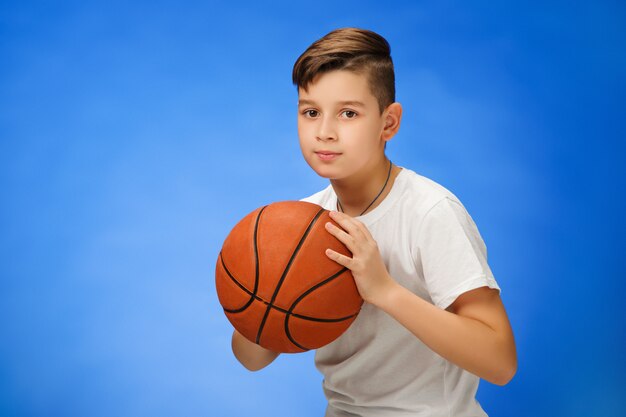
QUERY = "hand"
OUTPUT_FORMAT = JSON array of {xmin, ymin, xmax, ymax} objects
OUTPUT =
[
  {"xmin": 232, "ymin": 330, "xmax": 279, "ymax": 371},
  {"xmin": 324, "ymin": 210, "xmax": 397, "ymax": 305}
]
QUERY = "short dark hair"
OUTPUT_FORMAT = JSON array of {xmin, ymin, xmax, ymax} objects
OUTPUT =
[{"xmin": 292, "ymin": 28, "xmax": 395, "ymax": 114}]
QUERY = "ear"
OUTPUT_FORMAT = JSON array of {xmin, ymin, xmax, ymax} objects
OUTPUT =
[{"xmin": 381, "ymin": 102, "xmax": 403, "ymax": 141}]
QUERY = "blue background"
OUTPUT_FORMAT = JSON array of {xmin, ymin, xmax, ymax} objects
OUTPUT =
[{"xmin": 1, "ymin": 1, "xmax": 625, "ymax": 416}]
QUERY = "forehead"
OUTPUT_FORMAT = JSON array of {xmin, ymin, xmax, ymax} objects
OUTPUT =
[{"xmin": 298, "ymin": 70, "xmax": 376, "ymax": 107}]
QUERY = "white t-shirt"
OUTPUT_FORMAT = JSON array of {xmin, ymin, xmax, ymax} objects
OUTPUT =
[{"xmin": 301, "ymin": 167, "xmax": 501, "ymax": 417}]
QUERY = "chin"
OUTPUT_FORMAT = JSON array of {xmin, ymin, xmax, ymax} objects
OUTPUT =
[
  {"xmin": 307, "ymin": 162, "xmax": 339, "ymax": 179},
  {"xmin": 312, "ymin": 167, "xmax": 335, "ymax": 179},
  {"xmin": 302, "ymin": 153, "xmax": 346, "ymax": 179}
]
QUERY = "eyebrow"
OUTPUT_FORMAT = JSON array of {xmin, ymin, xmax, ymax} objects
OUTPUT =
[{"xmin": 298, "ymin": 99, "xmax": 366, "ymax": 108}]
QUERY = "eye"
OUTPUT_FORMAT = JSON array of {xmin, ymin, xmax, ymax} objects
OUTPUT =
[
  {"xmin": 302, "ymin": 109, "xmax": 319, "ymax": 118},
  {"xmin": 341, "ymin": 110, "xmax": 357, "ymax": 119}
]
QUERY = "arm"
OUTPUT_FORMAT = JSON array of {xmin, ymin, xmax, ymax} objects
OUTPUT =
[
  {"xmin": 376, "ymin": 283, "xmax": 517, "ymax": 385},
  {"xmin": 231, "ymin": 329, "xmax": 280, "ymax": 371},
  {"xmin": 324, "ymin": 211, "xmax": 517, "ymax": 386}
]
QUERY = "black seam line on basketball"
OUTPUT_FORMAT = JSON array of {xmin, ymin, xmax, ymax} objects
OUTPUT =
[
  {"xmin": 219, "ymin": 253, "xmax": 256, "ymax": 314},
  {"xmin": 255, "ymin": 207, "xmax": 326, "ymax": 345},
  {"xmin": 285, "ymin": 266, "xmax": 356, "ymax": 351},
  {"xmin": 218, "ymin": 206, "xmax": 267, "ymax": 315},
  {"xmin": 221, "ymin": 255, "xmax": 355, "ymax": 322},
  {"xmin": 252, "ymin": 206, "xmax": 266, "ymax": 299}
]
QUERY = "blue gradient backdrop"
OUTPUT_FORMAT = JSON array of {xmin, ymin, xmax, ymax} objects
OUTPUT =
[{"xmin": 1, "ymin": 1, "xmax": 625, "ymax": 416}]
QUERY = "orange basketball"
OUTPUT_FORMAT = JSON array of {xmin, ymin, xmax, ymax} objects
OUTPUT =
[{"xmin": 215, "ymin": 201, "xmax": 363, "ymax": 353}]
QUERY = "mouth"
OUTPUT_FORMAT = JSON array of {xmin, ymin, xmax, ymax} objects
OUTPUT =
[{"xmin": 315, "ymin": 151, "xmax": 341, "ymax": 161}]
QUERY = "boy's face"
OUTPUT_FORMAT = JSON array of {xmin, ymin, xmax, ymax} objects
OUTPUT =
[{"xmin": 297, "ymin": 70, "xmax": 390, "ymax": 181}]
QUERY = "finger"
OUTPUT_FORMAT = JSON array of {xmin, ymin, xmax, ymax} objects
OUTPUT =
[
  {"xmin": 352, "ymin": 219, "xmax": 374, "ymax": 240},
  {"xmin": 325, "ymin": 221, "xmax": 356, "ymax": 251},
  {"xmin": 332, "ymin": 211, "xmax": 370, "ymax": 244},
  {"xmin": 325, "ymin": 248, "xmax": 353, "ymax": 268},
  {"xmin": 328, "ymin": 210, "xmax": 365, "ymax": 238}
]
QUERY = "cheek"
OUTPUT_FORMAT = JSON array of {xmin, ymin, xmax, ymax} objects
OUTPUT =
[
  {"xmin": 297, "ymin": 128, "xmax": 312, "ymax": 155},
  {"xmin": 297, "ymin": 128, "xmax": 307, "ymax": 147},
  {"xmin": 341, "ymin": 123, "xmax": 376, "ymax": 146},
  {"xmin": 298, "ymin": 124, "xmax": 314, "ymax": 145},
  {"xmin": 357, "ymin": 122, "xmax": 383, "ymax": 145}
]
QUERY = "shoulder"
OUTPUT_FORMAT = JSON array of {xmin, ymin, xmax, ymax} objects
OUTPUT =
[
  {"xmin": 386, "ymin": 169, "xmax": 484, "ymax": 253},
  {"xmin": 394, "ymin": 168, "xmax": 466, "ymax": 220},
  {"xmin": 402, "ymin": 170, "xmax": 487, "ymax": 256}
]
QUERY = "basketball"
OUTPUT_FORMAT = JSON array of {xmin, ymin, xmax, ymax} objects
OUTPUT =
[{"xmin": 215, "ymin": 201, "xmax": 363, "ymax": 353}]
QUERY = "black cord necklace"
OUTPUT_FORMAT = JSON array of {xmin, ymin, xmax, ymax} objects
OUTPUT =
[{"xmin": 337, "ymin": 159, "xmax": 393, "ymax": 216}]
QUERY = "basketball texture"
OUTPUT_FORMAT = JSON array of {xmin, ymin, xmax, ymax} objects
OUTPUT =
[{"xmin": 215, "ymin": 201, "xmax": 363, "ymax": 353}]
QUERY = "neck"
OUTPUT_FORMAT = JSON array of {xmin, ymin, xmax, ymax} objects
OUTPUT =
[{"xmin": 332, "ymin": 158, "xmax": 398, "ymax": 217}]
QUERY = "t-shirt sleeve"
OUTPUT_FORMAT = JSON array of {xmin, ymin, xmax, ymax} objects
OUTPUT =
[{"xmin": 416, "ymin": 197, "xmax": 500, "ymax": 310}]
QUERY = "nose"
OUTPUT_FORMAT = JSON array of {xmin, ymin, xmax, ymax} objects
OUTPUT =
[{"xmin": 316, "ymin": 115, "xmax": 337, "ymax": 142}]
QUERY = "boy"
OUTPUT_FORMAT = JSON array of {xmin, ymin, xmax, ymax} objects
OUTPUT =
[{"xmin": 231, "ymin": 28, "xmax": 517, "ymax": 416}]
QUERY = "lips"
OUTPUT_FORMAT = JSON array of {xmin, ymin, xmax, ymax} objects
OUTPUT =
[{"xmin": 315, "ymin": 150, "xmax": 341, "ymax": 161}]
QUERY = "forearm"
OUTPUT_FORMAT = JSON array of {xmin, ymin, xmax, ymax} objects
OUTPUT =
[
  {"xmin": 231, "ymin": 330, "xmax": 280, "ymax": 371},
  {"xmin": 374, "ymin": 282, "xmax": 516, "ymax": 385}
]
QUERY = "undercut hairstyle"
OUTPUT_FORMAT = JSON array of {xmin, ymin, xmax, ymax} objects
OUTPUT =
[{"xmin": 292, "ymin": 28, "xmax": 395, "ymax": 114}]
